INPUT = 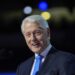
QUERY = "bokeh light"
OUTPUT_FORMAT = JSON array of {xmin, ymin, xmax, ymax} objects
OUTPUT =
[
  {"xmin": 41, "ymin": 12, "xmax": 51, "ymax": 20},
  {"xmin": 38, "ymin": 1, "xmax": 48, "ymax": 11},
  {"xmin": 23, "ymin": 6, "xmax": 32, "ymax": 14}
]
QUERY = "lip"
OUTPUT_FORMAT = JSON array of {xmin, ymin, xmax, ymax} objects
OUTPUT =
[{"xmin": 32, "ymin": 43, "xmax": 40, "ymax": 47}]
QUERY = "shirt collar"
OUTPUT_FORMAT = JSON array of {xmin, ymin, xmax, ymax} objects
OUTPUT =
[{"xmin": 35, "ymin": 44, "xmax": 52, "ymax": 58}]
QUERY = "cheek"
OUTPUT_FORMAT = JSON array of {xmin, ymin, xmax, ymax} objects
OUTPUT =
[
  {"xmin": 25, "ymin": 37, "xmax": 30, "ymax": 44},
  {"xmin": 26, "ymin": 40, "xmax": 31, "ymax": 48},
  {"xmin": 37, "ymin": 36, "xmax": 46, "ymax": 44},
  {"xmin": 41, "ymin": 35, "xmax": 48, "ymax": 44},
  {"xmin": 36, "ymin": 35, "xmax": 43, "ymax": 41}
]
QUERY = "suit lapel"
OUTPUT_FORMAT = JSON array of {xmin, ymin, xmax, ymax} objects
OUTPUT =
[
  {"xmin": 25, "ymin": 56, "xmax": 35, "ymax": 75},
  {"xmin": 38, "ymin": 46, "xmax": 57, "ymax": 75}
]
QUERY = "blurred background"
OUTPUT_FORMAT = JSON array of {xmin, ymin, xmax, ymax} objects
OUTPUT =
[{"xmin": 0, "ymin": 0, "xmax": 75, "ymax": 74}]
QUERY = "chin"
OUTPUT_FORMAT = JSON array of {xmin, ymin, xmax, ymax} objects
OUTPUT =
[
  {"xmin": 32, "ymin": 48, "xmax": 42, "ymax": 53},
  {"xmin": 32, "ymin": 50, "xmax": 40, "ymax": 53}
]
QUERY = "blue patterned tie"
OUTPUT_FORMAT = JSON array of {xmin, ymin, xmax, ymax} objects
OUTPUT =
[{"xmin": 32, "ymin": 55, "xmax": 42, "ymax": 75}]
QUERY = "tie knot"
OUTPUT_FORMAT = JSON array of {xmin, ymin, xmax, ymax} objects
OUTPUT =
[{"xmin": 35, "ymin": 54, "xmax": 43, "ymax": 60}]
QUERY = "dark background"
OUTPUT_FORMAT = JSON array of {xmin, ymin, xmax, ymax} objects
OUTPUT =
[{"xmin": 0, "ymin": 0, "xmax": 75, "ymax": 72}]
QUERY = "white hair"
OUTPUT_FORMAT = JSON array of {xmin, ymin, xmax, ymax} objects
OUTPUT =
[{"xmin": 21, "ymin": 15, "xmax": 49, "ymax": 33}]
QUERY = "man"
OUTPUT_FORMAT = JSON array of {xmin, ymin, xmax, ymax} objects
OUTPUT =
[{"xmin": 16, "ymin": 15, "xmax": 75, "ymax": 75}]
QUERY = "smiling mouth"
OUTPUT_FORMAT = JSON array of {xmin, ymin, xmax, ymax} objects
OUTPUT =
[{"xmin": 32, "ymin": 43, "xmax": 40, "ymax": 47}]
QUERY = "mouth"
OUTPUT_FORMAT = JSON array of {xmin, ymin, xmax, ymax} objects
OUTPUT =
[{"xmin": 32, "ymin": 43, "xmax": 40, "ymax": 47}]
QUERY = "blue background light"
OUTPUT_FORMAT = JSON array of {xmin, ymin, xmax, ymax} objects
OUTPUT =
[
  {"xmin": 0, "ymin": 73, "xmax": 16, "ymax": 75},
  {"xmin": 38, "ymin": 1, "xmax": 48, "ymax": 11}
]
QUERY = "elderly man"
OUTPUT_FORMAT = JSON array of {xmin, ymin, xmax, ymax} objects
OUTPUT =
[{"xmin": 16, "ymin": 15, "xmax": 75, "ymax": 75}]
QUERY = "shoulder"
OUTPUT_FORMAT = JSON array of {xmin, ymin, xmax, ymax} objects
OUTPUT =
[
  {"xmin": 49, "ymin": 47, "xmax": 75, "ymax": 69},
  {"xmin": 50, "ymin": 46, "xmax": 75, "ymax": 62},
  {"xmin": 57, "ymin": 50, "xmax": 75, "ymax": 59},
  {"xmin": 19, "ymin": 56, "xmax": 34, "ymax": 68},
  {"xmin": 57, "ymin": 51, "xmax": 75, "ymax": 73},
  {"xmin": 53, "ymin": 49, "xmax": 75, "ymax": 64},
  {"xmin": 16, "ymin": 56, "xmax": 34, "ymax": 74}
]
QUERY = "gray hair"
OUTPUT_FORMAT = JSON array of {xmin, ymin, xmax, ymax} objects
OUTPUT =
[{"xmin": 21, "ymin": 15, "xmax": 49, "ymax": 33}]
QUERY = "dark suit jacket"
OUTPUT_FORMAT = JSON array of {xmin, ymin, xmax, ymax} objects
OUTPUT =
[{"xmin": 16, "ymin": 47, "xmax": 75, "ymax": 75}]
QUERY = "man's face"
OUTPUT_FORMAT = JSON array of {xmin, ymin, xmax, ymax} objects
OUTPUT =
[{"xmin": 23, "ymin": 22, "xmax": 50, "ymax": 53}]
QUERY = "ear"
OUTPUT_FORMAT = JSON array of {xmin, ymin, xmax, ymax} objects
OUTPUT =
[{"xmin": 47, "ymin": 28, "xmax": 50, "ymax": 40}]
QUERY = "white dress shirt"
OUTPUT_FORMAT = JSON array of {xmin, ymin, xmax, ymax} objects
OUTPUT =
[{"xmin": 30, "ymin": 44, "xmax": 52, "ymax": 75}]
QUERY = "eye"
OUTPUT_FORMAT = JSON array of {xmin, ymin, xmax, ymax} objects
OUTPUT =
[
  {"xmin": 35, "ymin": 30, "xmax": 42, "ymax": 35},
  {"xmin": 25, "ymin": 32, "xmax": 31, "ymax": 37}
]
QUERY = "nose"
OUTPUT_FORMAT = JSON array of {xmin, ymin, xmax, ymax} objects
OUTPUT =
[{"xmin": 31, "ymin": 33, "xmax": 36, "ymax": 41}]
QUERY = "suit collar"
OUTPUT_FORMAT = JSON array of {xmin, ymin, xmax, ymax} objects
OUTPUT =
[{"xmin": 35, "ymin": 44, "xmax": 52, "ymax": 58}]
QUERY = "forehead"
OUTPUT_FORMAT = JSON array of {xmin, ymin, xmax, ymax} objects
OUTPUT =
[{"xmin": 24, "ymin": 22, "xmax": 46, "ymax": 31}]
